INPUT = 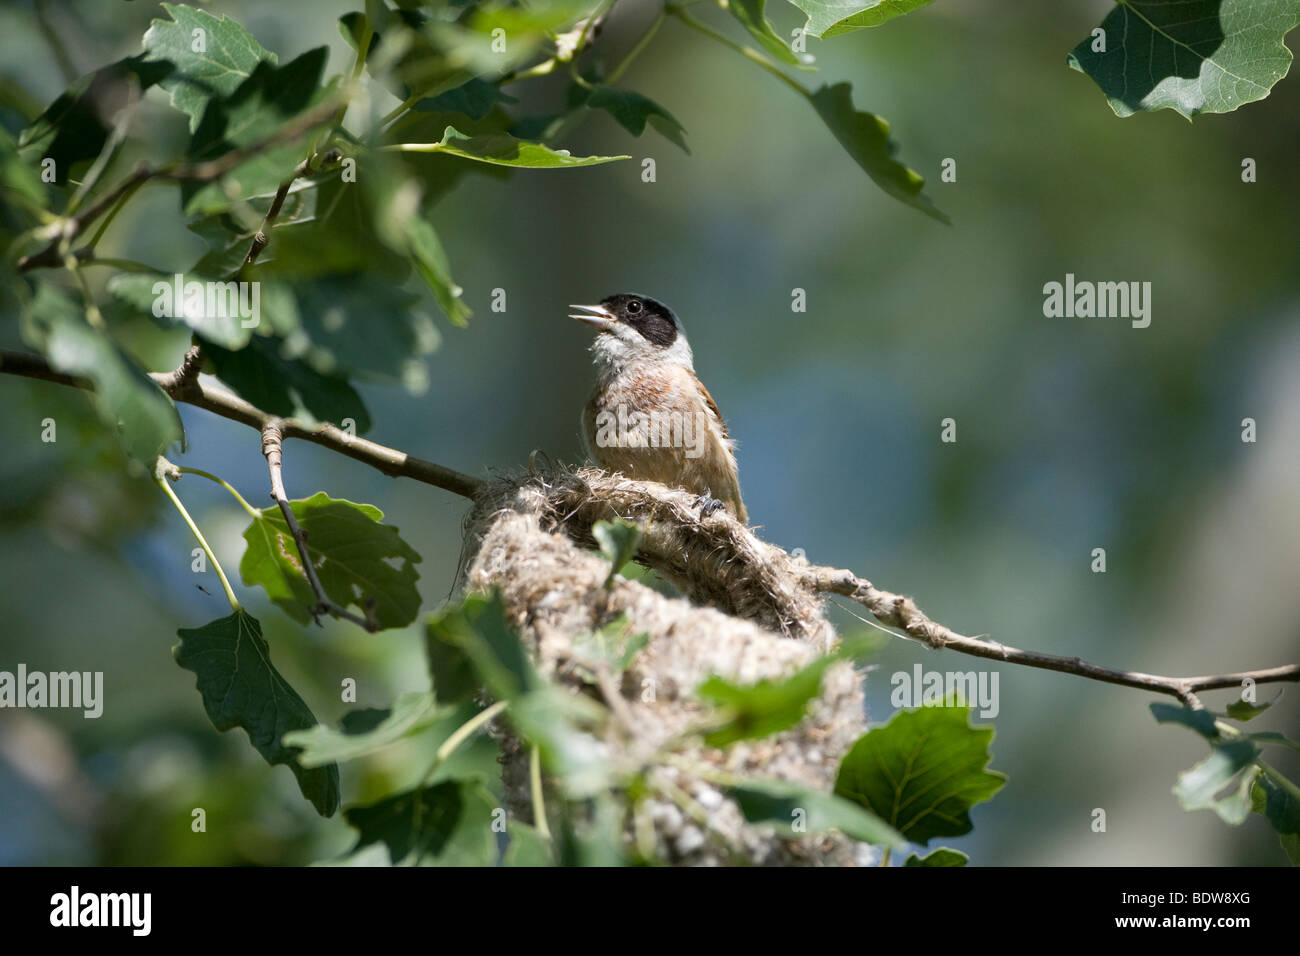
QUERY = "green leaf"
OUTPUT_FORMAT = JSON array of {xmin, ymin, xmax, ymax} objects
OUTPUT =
[
  {"xmin": 904, "ymin": 847, "xmax": 968, "ymax": 866},
  {"xmin": 1173, "ymin": 739, "xmax": 1260, "ymax": 825},
  {"xmin": 790, "ymin": 0, "xmax": 935, "ymax": 38},
  {"xmin": 387, "ymin": 102, "xmax": 515, "ymax": 207},
  {"xmin": 1150, "ymin": 701, "xmax": 1220, "ymax": 740},
  {"xmin": 105, "ymin": 272, "xmax": 253, "ymax": 350},
  {"xmin": 425, "ymin": 593, "xmax": 607, "ymax": 795},
  {"xmin": 1280, "ymin": 833, "xmax": 1300, "ymax": 866},
  {"xmin": 1251, "ymin": 771, "xmax": 1300, "ymax": 864},
  {"xmin": 574, "ymin": 615, "xmax": 649, "ymax": 677},
  {"xmin": 579, "ymin": 85, "xmax": 690, "ymax": 153},
  {"xmin": 1224, "ymin": 691, "xmax": 1282, "ymax": 721},
  {"xmin": 174, "ymin": 610, "xmax": 340, "ymax": 816},
  {"xmin": 698, "ymin": 656, "xmax": 834, "ymax": 747},
  {"xmin": 592, "ymin": 519, "xmax": 641, "ymax": 585},
  {"xmin": 425, "ymin": 592, "xmax": 538, "ymax": 701},
  {"xmin": 555, "ymin": 791, "xmax": 629, "ymax": 866},
  {"xmin": 182, "ymin": 48, "xmax": 330, "ymax": 215},
  {"xmin": 283, "ymin": 691, "xmax": 441, "ymax": 767},
  {"xmin": 425, "ymin": 616, "xmax": 482, "ymax": 707},
  {"xmin": 452, "ymin": 0, "xmax": 594, "ymax": 75},
  {"xmin": 727, "ymin": 778, "xmax": 905, "ymax": 845},
  {"xmin": 1253, "ymin": 770, "xmax": 1300, "ymax": 829},
  {"xmin": 338, "ymin": 8, "xmax": 468, "ymax": 102},
  {"xmin": 294, "ymin": 276, "xmax": 442, "ymax": 380},
  {"xmin": 1226, "ymin": 699, "xmax": 1272, "ymax": 721},
  {"xmin": 369, "ymin": 181, "xmax": 471, "ymax": 326},
  {"xmin": 240, "ymin": 492, "xmax": 423, "ymax": 629},
  {"xmin": 416, "ymin": 78, "xmax": 518, "ymax": 120},
  {"xmin": 834, "ymin": 704, "xmax": 1006, "ymax": 844},
  {"xmin": 22, "ymin": 285, "xmax": 182, "ymax": 462},
  {"xmin": 415, "ymin": 125, "xmax": 628, "ymax": 167},
  {"xmin": 1248, "ymin": 731, "xmax": 1300, "ymax": 751},
  {"xmin": 1067, "ymin": 0, "xmax": 1300, "ymax": 119},
  {"xmin": 508, "ymin": 687, "xmax": 609, "ymax": 797},
  {"xmin": 344, "ymin": 780, "xmax": 498, "ymax": 865},
  {"xmin": 808, "ymin": 83, "xmax": 948, "ymax": 224},
  {"xmin": 204, "ymin": 335, "xmax": 373, "ymax": 433},
  {"xmin": 254, "ymin": 152, "xmax": 471, "ymax": 329},
  {"xmin": 504, "ymin": 822, "xmax": 555, "ymax": 866},
  {"xmin": 726, "ymin": 0, "xmax": 802, "ymax": 64},
  {"xmin": 143, "ymin": 3, "xmax": 276, "ymax": 131},
  {"xmin": 0, "ymin": 127, "xmax": 46, "ymax": 208},
  {"xmin": 256, "ymin": 176, "xmax": 410, "ymax": 280},
  {"xmin": 186, "ymin": 211, "xmax": 259, "ymax": 277},
  {"xmin": 18, "ymin": 55, "xmax": 173, "ymax": 181}
]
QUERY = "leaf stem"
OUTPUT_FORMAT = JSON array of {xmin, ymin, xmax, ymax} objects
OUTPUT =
[
  {"xmin": 530, "ymin": 745, "xmax": 552, "ymax": 840},
  {"xmin": 607, "ymin": 10, "xmax": 666, "ymax": 84},
  {"xmin": 502, "ymin": 58, "xmax": 558, "ymax": 85},
  {"xmin": 666, "ymin": 4, "xmax": 808, "ymax": 97},
  {"xmin": 154, "ymin": 468, "xmax": 241, "ymax": 613},
  {"xmin": 376, "ymin": 90, "xmax": 425, "ymax": 130},
  {"xmin": 75, "ymin": 256, "xmax": 163, "ymax": 273},
  {"xmin": 420, "ymin": 700, "xmax": 508, "ymax": 785},
  {"xmin": 177, "ymin": 466, "xmax": 262, "ymax": 519},
  {"xmin": 83, "ymin": 176, "xmax": 147, "ymax": 251},
  {"xmin": 442, "ymin": 700, "xmax": 508, "ymax": 763},
  {"xmin": 542, "ymin": 6, "xmax": 667, "ymax": 145},
  {"xmin": 375, "ymin": 142, "xmax": 445, "ymax": 154},
  {"xmin": 64, "ymin": 256, "xmax": 105, "ymax": 331}
]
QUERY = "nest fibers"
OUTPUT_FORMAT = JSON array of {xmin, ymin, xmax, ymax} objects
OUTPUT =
[{"xmin": 459, "ymin": 466, "xmax": 878, "ymax": 866}]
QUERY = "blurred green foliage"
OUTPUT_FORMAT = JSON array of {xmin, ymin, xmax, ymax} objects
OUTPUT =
[{"xmin": 1, "ymin": 0, "xmax": 1298, "ymax": 865}]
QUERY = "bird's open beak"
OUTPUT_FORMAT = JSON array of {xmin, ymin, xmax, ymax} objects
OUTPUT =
[{"xmin": 568, "ymin": 303, "xmax": 617, "ymax": 331}]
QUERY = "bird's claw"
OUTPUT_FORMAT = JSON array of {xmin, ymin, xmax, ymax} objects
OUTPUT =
[{"xmin": 693, "ymin": 491, "xmax": 725, "ymax": 518}]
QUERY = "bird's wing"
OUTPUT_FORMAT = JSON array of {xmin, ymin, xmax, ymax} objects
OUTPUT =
[{"xmin": 694, "ymin": 378, "xmax": 733, "ymax": 446}]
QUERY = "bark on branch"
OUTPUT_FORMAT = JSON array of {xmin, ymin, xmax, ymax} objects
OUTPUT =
[
  {"xmin": 0, "ymin": 351, "xmax": 482, "ymax": 499},
  {"xmin": 3, "ymin": 348, "xmax": 1296, "ymax": 706}
]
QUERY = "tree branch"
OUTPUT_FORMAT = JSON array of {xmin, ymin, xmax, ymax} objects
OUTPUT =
[
  {"xmin": 155, "ymin": 343, "xmax": 205, "ymax": 393},
  {"xmin": 3, "ymin": 348, "xmax": 1296, "ymax": 707},
  {"xmin": 0, "ymin": 349, "xmax": 483, "ymax": 499},
  {"xmin": 805, "ymin": 566, "xmax": 1300, "ymax": 707},
  {"xmin": 17, "ymin": 97, "xmax": 346, "ymax": 273},
  {"xmin": 242, "ymin": 149, "xmax": 341, "ymax": 267}
]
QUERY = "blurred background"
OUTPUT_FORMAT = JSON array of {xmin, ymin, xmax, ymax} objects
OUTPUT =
[{"xmin": 0, "ymin": 0, "xmax": 1297, "ymax": 865}]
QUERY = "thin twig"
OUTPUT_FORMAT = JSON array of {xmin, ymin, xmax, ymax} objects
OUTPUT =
[
  {"xmin": 17, "ymin": 97, "xmax": 346, "ymax": 273},
  {"xmin": 0, "ymin": 349, "xmax": 483, "ymax": 499},
  {"xmin": 242, "ymin": 149, "xmax": 340, "ymax": 267},
  {"xmin": 156, "ymin": 343, "xmax": 205, "ymax": 394},
  {"xmin": 805, "ymin": 566, "xmax": 1300, "ymax": 707},
  {"xmin": 3, "ymin": 348, "xmax": 1295, "ymax": 705},
  {"xmin": 260, "ymin": 418, "xmax": 379, "ymax": 632}
]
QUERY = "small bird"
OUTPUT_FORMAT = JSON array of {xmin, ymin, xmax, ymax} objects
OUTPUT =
[{"xmin": 569, "ymin": 293, "xmax": 747, "ymax": 523}]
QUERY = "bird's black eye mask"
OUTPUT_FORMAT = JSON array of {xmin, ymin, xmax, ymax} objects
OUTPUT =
[{"xmin": 603, "ymin": 295, "xmax": 678, "ymax": 347}]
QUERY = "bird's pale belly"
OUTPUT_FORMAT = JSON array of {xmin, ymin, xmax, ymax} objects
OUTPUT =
[{"xmin": 583, "ymin": 388, "xmax": 746, "ymax": 520}]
